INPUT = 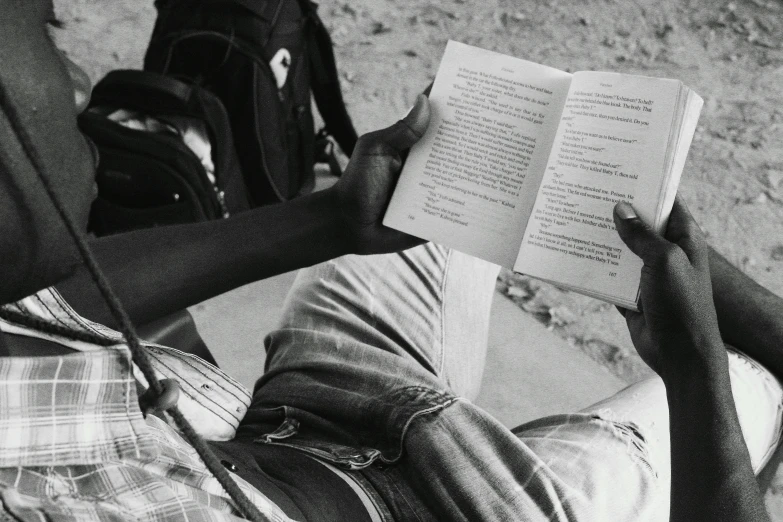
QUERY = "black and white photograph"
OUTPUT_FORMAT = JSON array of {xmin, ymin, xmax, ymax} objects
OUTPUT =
[{"xmin": 1, "ymin": 0, "xmax": 782, "ymax": 520}]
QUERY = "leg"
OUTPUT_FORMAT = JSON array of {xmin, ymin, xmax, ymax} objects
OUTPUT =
[
  {"xmin": 561, "ymin": 348, "xmax": 783, "ymax": 515},
  {"xmin": 389, "ymin": 347, "xmax": 783, "ymax": 521},
  {"xmin": 265, "ymin": 243, "xmax": 500, "ymax": 400}
]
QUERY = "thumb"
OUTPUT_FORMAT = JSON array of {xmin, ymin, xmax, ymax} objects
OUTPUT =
[
  {"xmin": 374, "ymin": 94, "xmax": 431, "ymax": 152},
  {"xmin": 613, "ymin": 201, "xmax": 669, "ymax": 265}
]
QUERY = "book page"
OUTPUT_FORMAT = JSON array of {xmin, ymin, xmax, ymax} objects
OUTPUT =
[
  {"xmin": 515, "ymin": 71, "xmax": 682, "ymax": 304},
  {"xmin": 383, "ymin": 41, "xmax": 572, "ymax": 267}
]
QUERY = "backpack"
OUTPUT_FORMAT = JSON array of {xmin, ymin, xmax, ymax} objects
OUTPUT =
[
  {"xmin": 79, "ymin": 70, "xmax": 251, "ymax": 236},
  {"xmin": 143, "ymin": 0, "xmax": 359, "ymax": 206}
]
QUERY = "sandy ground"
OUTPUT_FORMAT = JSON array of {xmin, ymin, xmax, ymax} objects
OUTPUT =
[{"xmin": 53, "ymin": 0, "xmax": 783, "ymax": 517}]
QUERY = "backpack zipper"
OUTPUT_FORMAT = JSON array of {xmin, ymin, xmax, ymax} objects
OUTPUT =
[{"xmin": 214, "ymin": 188, "xmax": 229, "ymax": 218}]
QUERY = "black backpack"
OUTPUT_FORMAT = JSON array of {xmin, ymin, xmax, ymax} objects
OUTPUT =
[
  {"xmin": 79, "ymin": 70, "xmax": 251, "ymax": 236},
  {"xmin": 143, "ymin": 0, "xmax": 359, "ymax": 206}
]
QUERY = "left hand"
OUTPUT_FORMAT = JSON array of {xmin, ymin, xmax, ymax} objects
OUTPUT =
[
  {"xmin": 613, "ymin": 197, "xmax": 724, "ymax": 378},
  {"xmin": 333, "ymin": 94, "xmax": 431, "ymax": 255}
]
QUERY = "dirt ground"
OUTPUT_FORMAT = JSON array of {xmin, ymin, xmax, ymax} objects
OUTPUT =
[{"xmin": 54, "ymin": 0, "xmax": 783, "ymax": 516}]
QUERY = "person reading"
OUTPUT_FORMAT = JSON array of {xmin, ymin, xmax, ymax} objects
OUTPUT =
[{"xmin": 1, "ymin": 2, "xmax": 781, "ymax": 521}]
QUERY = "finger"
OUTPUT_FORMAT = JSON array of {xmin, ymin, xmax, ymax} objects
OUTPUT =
[
  {"xmin": 616, "ymin": 302, "xmax": 644, "ymax": 319},
  {"xmin": 363, "ymin": 94, "xmax": 431, "ymax": 154},
  {"xmin": 664, "ymin": 195, "xmax": 707, "ymax": 267},
  {"xmin": 622, "ymin": 308, "xmax": 645, "ymax": 327},
  {"xmin": 613, "ymin": 201, "xmax": 671, "ymax": 266},
  {"xmin": 402, "ymin": 86, "xmax": 432, "ymax": 163}
]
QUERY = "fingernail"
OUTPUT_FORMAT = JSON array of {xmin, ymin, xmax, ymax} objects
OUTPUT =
[
  {"xmin": 615, "ymin": 201, "xmax": 637, "ymax": 220},
  {"xmin": 402, "ymin": 94, "xmax": 426, "ymax": 123}
]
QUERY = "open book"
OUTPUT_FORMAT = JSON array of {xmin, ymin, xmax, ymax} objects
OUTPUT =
[{"xmin": 383, "ymin": 41, "xmax": 703, "ymax": 310}]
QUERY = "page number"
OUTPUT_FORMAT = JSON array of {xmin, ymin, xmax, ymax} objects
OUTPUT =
[{"xmin": 609, "ymin": 272, "xmax": 617, "ymax": 277}]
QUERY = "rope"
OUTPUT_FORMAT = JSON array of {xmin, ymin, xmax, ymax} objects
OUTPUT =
[{"xmin": 0, "ymin": 80, "xmax": 269, "ymax": 522}]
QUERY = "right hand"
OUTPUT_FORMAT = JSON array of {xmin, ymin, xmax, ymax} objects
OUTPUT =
[
  {"xmin": 613, "ymin": 197, "xmax": 724, "ymax": 377},
  {"xmin": 333, "ymin": 94, "xmax": 431, "ymax": 256}
]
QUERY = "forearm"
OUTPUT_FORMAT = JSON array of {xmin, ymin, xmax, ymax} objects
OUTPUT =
[
  {"xmin": 57, "ymin": 188, "xmax": 350, "ymax": 328},
  {"xmin": 709, "ymin": 246, "xmax": 783, "ymax": 376},
  {"xmin": 664, "ymin": 350, "xmax": 770, "ymax": 522}
]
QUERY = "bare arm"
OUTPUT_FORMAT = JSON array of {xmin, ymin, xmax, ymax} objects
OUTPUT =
[
  {"xmin": 57, "ymin": 189, "xmax": 349, "ymax": 328},
  {"xmin": 614, "ymin": 199, "xmax": 770, "ymax": 522},
  {"xmin": 657, "ymin": 240, "xmax": 783, "ymax": 521},
  {"xmin": 709, "ymin": 246, "xmax": 783, "ymax": 378},
  {"xmin": 57, "ymin": 95, "xmax": 432, "ymax": 329},
  {"xmin": 664, "ymin": 346, "xmax": 770, "ymax": 522}
]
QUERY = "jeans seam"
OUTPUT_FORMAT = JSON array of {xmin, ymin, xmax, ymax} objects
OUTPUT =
[
  {"xmin": 387, "ymin": 472, "xmax": 426, "ymax": 522},
  {"xmin": 437, "ymin": 249, "xmax": 452, "ymax": 379},
  {"xmin": 380, "ymin": 396, "xmax": 460, "ymax": 465},
  {"xmin": 345, "ymin": 470, "xmax": 395, "ymax": 522}
]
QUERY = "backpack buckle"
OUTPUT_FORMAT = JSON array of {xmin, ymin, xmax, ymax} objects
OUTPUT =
[{"xmin": 314, "ymin": 128, "xmax": 343, "ymax": 177}]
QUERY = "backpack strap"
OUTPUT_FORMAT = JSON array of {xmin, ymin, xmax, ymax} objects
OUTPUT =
[
  {"xmin": 297, "ymin": 0, "xmax": 359, "ymax": 157},
  {"xmin": 205, "ymin": 0, "xmax": 269, "ymax": 17},
  {"xmin": 91, "ymin": 70, "xmax": 203, "ymax": 118},
  {"xmin": 95, "ymin": 70, "xmax": 192, "ymax": 104}
]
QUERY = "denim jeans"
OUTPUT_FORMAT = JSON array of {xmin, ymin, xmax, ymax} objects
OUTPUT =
[{"xmin": 245, "ymin": 243, "xmax": 783, "ymax": 521}]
